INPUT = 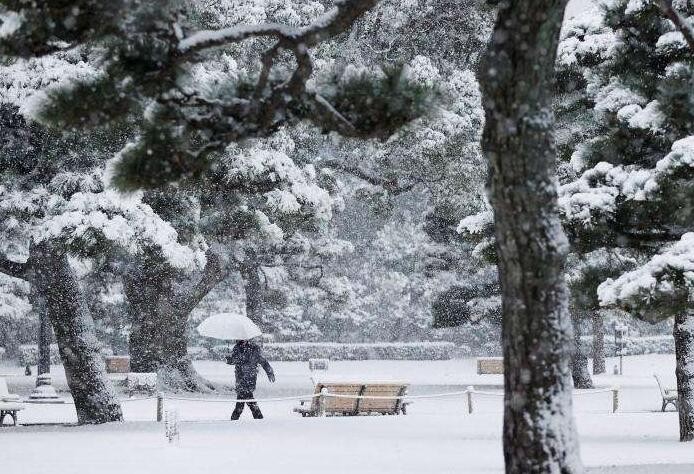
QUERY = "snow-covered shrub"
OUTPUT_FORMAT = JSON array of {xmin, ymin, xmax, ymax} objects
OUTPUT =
[
  {"xmin": 0, "ymin": 347, "xmax": 6, "ymax": 360},
  {"xmin": 579, "ymin": 335, "xmax": 675, "ymax": 356},
  {"xmin": 210, "ymin": 342, "xmax": 456, "ymax": 361}
]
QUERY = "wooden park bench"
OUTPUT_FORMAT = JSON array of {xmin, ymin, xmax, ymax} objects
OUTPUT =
[
  {"xmin": 294, "ymin": 382, "xmax": 410, "ymax": 417},
  {"xmin": 477, "ymin": 357, "xmax": 503, "ymax": 375},
  {"xmin": 0, "ymin": 377, "xmax": 24, "ymax": 426},
  {"xmin": 654, "ymin": 374, "xmax": 678, "ymax": 412}
]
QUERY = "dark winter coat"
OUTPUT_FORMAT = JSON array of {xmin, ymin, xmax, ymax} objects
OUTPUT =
[{"xmin": 226, "ymin": 342, "xmax": 274, "ymax": 392}]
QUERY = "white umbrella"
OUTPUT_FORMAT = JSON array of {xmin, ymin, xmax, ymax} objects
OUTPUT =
[{"xmin": 196, "ymin": 313, "xmax": 262, "ymax": 341}]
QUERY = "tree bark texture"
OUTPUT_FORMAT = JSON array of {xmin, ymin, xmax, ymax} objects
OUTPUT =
[
  {"xmin": 31, "ymin": 243, "xmax": 122, "ymax": 424},
  {"xmin": 571, "ymin": 310, "xmax": 593, "ymax": 389},
  {"xmin": 240, "ymin": 261, "xmax": 264, "ymax": 327},
  {"xmin": 592, "ymin": 311, "xmax": 606, "ymax": 375},
  {"xmin": 124, "ymin": 254, "xmax": 224, "ymax": 391},
  {"xmin": 674, "ymin": 309, "xmax": 694, "ymax": 442},
  {"xmin": 480, "ymin": 2, "xmax": 582, "ymax": 472},
  {"xmin": 124, "ymin": 264, "xmax": 180, "ymax": 373}
]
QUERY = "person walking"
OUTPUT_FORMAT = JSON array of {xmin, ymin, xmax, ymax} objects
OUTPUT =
[{"xmin": 226, "ymin": 339, "xmax": 275, "ymax": 420}]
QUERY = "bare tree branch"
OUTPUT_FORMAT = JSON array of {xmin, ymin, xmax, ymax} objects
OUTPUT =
[
  {"xmin": 0, "ymin": 253, "xmax": 29, "ymax": 280},
  {"xmin": 321, "ymin": 159, "xmax": 417, "ymax": 195},
  {"xmin": 173, "ymin": 251, "xmax": 227, "ymax": 316},
  {"xmin": 661, "ymin": 0, "xmax": 694, "ymax": 51},
  {"xmin": 254, "ymin": 43, "xmax": 281, "ymax": 99},
  {"xmin": 314, "ymin": 94, "xmax": 357, "ymax": 133},
  {"xmin": 178, "ymin": 0, "xmax": 379, "ymax": 53}
]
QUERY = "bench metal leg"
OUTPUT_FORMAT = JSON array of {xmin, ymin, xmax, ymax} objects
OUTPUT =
[
  {"xmin": 662, "ymin": 399, "xmax": 678, "ymax": 412},
  {"xmin": 0, "ymin": 410, "xmax": 17, "ymax": 426}
]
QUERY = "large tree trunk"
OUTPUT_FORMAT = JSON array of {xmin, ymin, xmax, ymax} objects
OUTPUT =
[
  {"xmin": 124, "ymin": 254, "xmax": 224, "ymax": 391},
  {"xmin": 31, "ymin": 243, "xmax": 122, "ymax": 424},
  {"xmin": 674, "ymin": 309, "xmax": 694, "ymax": 442},
  {"xmin": 571, "ymin": 310, "xmax": 593, "ymax": 389},
  {"xmin": 124, "ymin": 264, "xmax": 175, "ymax": 373},
  {"xmin": 480, "ymin": 0, "xmax": 582, "ymax": 471},
  {"xmin": 592, "ymin": 310, "xmax": 606, "ymax": 375}
]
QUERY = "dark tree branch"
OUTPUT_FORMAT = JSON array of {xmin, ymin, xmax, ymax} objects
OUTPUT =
[
  {"xmin": 178, "ymin": 0, "xmax": 379, "ymax": 53},
  {"xmin": 173, "ymin": 251, "xmax": 227, "ymax": 316},
  {"xmin": 661, "ymin": 0, "xmax": 694, "ymax": 51},
  {"xmin": 254, "ymin": 43, "xmax": 280, "ymax": 99},
  {"xmin": 175, "ymin": 0, "xmax": 379, "ymax": 135},
  {"xmin": 313, "ymin": 94, "xmax": 357, "ymax": 133},
  {"xmin": 0, "ymin": 253, "xmax": 29, "ymax": 280},
  {"xmin": 320, "ymin": 159, "xmax": 417, "ymax": 195}
]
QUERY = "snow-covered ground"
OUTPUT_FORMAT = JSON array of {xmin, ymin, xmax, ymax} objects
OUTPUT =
[{"xmin": 1, "ymin": 354, "xmax": 691, "ymax": 473}]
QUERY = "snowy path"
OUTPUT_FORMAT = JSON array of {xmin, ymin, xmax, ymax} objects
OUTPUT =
[
  {"xmin": 2, "ymin": 411, "xmax": 693, "ymax": 474},
  {"xmin": 1, "ymin": 354, "xmax": 689, "ymax": 473}
]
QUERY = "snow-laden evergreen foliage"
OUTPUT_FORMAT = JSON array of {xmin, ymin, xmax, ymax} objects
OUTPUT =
[
  {"xmin": 555, "ymin": 0, "xmax": 693, "ymax": 440},
  {"xmin": 0, "ymin": 0, "xmax": 435, "ymax": 190},
  {"xmin": 558, "ymin": 0, "xmax": 693, "ymax": 320}
]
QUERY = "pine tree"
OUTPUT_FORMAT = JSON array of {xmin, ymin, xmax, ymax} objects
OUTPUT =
[
  {"xmin": 559, "ymin": 0, "xmax": 694, "ymax": 440},
  {"xmin": 0, "ymin": 52, "xmax": 207, "ymax": 420},
  {"xmin": 0, "ymin": 0, "xmax": 432, "ymax": 190},
  {"xmin": 307, "ymin": 0, "xmax": 493, "ymax": 342}
]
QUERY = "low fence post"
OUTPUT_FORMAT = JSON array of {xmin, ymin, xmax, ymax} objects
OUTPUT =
[
  {"xmin": 319, "ymin": 387, "xmax": 328, "ymax": 417},
  {"xmin": 157, "ymin": 392, "xmax": 164, "ymax": 422},
  {"xmin": 467, "ymin": 386, "xmax": 474, "ymax": 414},
  {"xmin": 612, "ymin": 386, "xmax": 619, "ymax": 413}
]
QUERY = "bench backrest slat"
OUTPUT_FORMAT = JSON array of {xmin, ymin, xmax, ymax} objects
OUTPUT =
[
  {"xmin": 358, "ymin": 385, "xmax": 405, "ymax": 412},
  {"xmin": 322, "ymin": 383, "xmax": 362, "ymax": 413}
]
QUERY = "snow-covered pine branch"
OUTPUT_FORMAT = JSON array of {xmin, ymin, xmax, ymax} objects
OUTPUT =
[
  {"xmin": 659, "ymin": 0, "xmax": 694, "ymax": 51},
  {"xmin": 178, "ymin": 0, "xmax": 379, "ymax": 53},
  {"xmin": 0, "ymin": 0, "xmax": 437, "ymax": 191},
  {"xmin": 559, "ymin": 136, "xmax": 694, "ymax": 227},
  {"xmin": 37, "ymin": 190, "xmax": 207, "ymax": 270},
  {"xmin": 598, "ymin": 232, "xmax": 694, "ymax": 319}
]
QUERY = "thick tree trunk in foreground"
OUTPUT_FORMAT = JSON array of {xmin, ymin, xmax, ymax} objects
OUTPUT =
[
  {"xmin": 674, "ymin": 310, "xmax": 694, "ymax": 442},
  {"xmin": 125, "ymin": 254, "xmax": 224, "ymax": 391},
  {"xmin": 31, "ymin": 244, "xmax": 122, "ymax": 424},
  {"xmin": 480, "ymin": 2, "xmax": 582, "ymax": 472},
  {"xmin": 572, "ymin": 311, "xmax": 593, "ymax": 389},
  {"xmin": 592, "ymin": 311, "xmax": 606, "ymax": 375}
]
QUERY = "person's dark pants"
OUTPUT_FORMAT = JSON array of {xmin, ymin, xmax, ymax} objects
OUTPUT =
[{"xmin": 231, "ymin": 390, "xmax": 263, "ymax": 420}]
